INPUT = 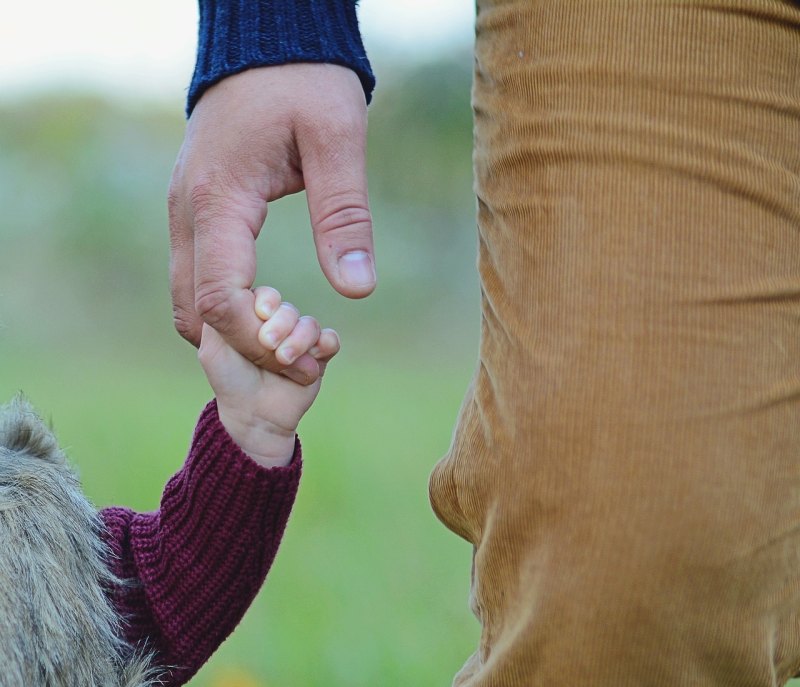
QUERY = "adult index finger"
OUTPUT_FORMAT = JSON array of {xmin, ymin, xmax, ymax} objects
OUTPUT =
[{"xmin": 191, "ymin": 194, "xmax": 319, "ymax": 383}]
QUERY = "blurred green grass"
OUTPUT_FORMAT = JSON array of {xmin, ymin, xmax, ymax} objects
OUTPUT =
[
  {"xmin": 0, "ymin": 54, "xmax": 483, "ymax": 685},
  {"xmin": 0, "ymin": 342, "xmax": 479, "ymax": 687}
]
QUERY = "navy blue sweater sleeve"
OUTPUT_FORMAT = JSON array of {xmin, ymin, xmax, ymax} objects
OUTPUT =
[{"xmin": 188, "ymin": 0, "xmax": 374, "ymax": 115}]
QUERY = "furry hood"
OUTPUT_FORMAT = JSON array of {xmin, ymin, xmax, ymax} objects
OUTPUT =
[{"xmin": 0, "ymin": 396, "xmax": 159, "ymax": 687}]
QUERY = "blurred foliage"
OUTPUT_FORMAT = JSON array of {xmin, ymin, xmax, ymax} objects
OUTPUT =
[
  {"xmin": 368, "ymin": 53, "xmax": 473, "ymax": 212},
  {"xmin": 4, "ymin": 49, "xmax": 799, "ymax": 687},
  {"xmin": 0, "ymin": 54, "xmax": 482, "ymax": 686},
  {"xmin": 0, "ymin": 52, "xmax": 478, "ymax": 359}
]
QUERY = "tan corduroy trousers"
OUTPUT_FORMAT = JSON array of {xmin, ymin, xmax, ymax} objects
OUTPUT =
[{"xmin": 429, "ymin": 2, "xmax": 800, "ymax": 685}]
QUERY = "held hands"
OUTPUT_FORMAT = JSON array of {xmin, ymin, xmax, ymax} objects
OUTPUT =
[
  {"xmin": 198, "ymin": 287, "xmax": 339, "ymax": 469},
  {"xmin": 169, "ymin": 64, "xmax": 375, "ymax": 383}
]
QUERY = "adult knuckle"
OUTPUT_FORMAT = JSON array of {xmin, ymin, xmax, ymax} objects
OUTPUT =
[
  {"xmin": 194, "ymin": 285, "xmax": 233, "ymax": 330},
  {"xmin": 322, "ymin": 113, "xmax": 363, "ymax": 142},
  {"xmin": 299, "ymin": 103, "xmax": 361, "ymax": 138},
  {"xmin": 167, "ymin": 185, "xmax": 182, "ymax": 221},
  {"xmin": 298, "ymin": 109, "xmax": 365, "ymax": 168},
  {"xmin": 315, "ymin": 201, "xmax": 372, "ymax": 239},
  {"xmin": 187, "ymin": 177, "xmax": 233, "ymax": 224},
  {"xmin": 187, "ymin": 180, "xmax": 220, "ymax": 212}
]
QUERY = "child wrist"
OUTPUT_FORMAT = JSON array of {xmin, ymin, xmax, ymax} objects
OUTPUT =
[{"xmin": 217, "ymin": 407, "xmax": 296, "ymax": 468}]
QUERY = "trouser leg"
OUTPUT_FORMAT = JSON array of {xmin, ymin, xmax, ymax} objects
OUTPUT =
[{"xmin": 430, "ymin": 2, "xmax": 800, "ymax": 684}]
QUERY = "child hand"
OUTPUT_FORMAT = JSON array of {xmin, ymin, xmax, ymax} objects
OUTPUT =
[{"xmin": 198, "ymin": 287, "xmax": 339, "ymax": 468}]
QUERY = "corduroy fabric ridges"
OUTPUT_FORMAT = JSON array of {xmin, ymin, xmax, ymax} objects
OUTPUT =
[
  {"xmin": 187, "ymin": 0, "xmax": 374, "ymax": 115},
  {"xmin": 429, "ymin": 1, "xmax": 800, "ymax": 685},
  {"xmin": 103, "ymin": 400, "xmax": 301, "ymax": 685}
]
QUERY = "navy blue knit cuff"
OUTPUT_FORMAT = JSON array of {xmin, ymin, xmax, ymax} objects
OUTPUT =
[{"xmin": 188, "ymin": 0, "xmax": 375, "ymax": 116}]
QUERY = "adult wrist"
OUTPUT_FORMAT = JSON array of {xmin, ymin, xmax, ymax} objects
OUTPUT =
[{"xmin": 188, "ymin": 0, "xmax": 375, "ymax": 116}]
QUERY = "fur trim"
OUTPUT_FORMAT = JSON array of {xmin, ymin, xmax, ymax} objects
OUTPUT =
[{"xmin": 0, "ymin": 395, "xmax": 161, "ymax": 686}]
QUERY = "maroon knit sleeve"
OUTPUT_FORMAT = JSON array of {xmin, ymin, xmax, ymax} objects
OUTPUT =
[{"xmin": 100, "ymin": 400, "xmax": 301, "ymax": 686}]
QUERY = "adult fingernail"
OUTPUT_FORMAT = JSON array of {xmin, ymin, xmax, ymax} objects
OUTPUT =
[
  {"xmin": 338, "ymin": 251, "xmax": 376, "ymax": 289},
  {"xmin": 282, "ymin": 369, "xmax": 310, "ymax": 385}
]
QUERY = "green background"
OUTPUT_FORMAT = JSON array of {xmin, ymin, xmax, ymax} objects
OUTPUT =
[
  {"xmin": 2, "ymin": 53, "xmax": 796, "ymax": 686},
  {"xmin": 0, "ymin": 56, "xmax": 484, "ymax": 686}
]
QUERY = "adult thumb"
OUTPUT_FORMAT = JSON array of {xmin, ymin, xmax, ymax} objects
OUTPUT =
[{"xmin": 300, "ymin": 109, "xmax": 376, "ymax": 299}]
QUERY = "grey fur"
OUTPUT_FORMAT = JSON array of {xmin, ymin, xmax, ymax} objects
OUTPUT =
[{"xmin": 0, "ymin": 395, "xmax": 160, "ymax": 686}]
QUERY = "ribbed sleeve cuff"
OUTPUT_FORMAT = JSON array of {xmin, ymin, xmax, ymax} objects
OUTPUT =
[
  {"xmin": 110, "ymin": 400, "xmax": 301, "ymax": 682},
  {"xmin": 188, "ymin": 0, "xmax": 375, "ymax": 115}
]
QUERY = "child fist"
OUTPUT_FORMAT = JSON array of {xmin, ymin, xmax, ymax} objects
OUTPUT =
[{"xmin": 198, "ymin": 287, "xmax": 339, "ymax": 468}]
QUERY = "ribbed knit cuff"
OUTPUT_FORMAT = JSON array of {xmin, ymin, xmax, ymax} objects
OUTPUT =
[
  {"xmin": 108, "ymin": 400, "xmax": 302, "ymax": 682},
  {"xmin": 188, "ymin": 0, "xmax": 375, "ymax": 115}
]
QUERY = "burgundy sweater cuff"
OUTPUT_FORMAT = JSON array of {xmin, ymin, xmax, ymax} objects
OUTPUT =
[{"xmin": 102, "ymin": 400, "xmax": 301, "ymax": 685}]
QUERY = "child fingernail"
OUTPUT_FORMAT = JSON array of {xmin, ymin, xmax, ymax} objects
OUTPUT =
[
  {"xmin": 261, "ymin": 330, "xmax": 278, "ymax": 349},
  {"xmin": 257, "ymin": 302, "xmax": 275, "ymax": 319},
  {"xmin": 279, "ymin": 347, "xmax": 296, "ymax": 364}
]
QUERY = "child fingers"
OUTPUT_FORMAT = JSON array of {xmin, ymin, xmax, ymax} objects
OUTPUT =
[
  {"xmin": 275, "ymin": 316, "xmax": 322, "ymax": 366},
  {"xmin": 258, "ymin": 302, "xmax": 299, "ymax": 350},
  {"xmin": 309, "ymin": 328, "xmax": 340, "ymax": 362},
  {"xmin": 253, "ymin": 286, "xmax": 282, "ymax": 321}
]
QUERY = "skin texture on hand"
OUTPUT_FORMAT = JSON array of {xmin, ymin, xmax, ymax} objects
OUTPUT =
[
  {"xmin": 169, "ymin": 63, "xmax": 375, "ymax": 385},
  {"xmin": 198, "ymin": 286, "xmax": 340, "ymax": 468}
]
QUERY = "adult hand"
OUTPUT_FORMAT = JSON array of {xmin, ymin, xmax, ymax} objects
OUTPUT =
[{"xmin": 168, "ymin": 63, "xmax": 375, "ymax": 384}]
